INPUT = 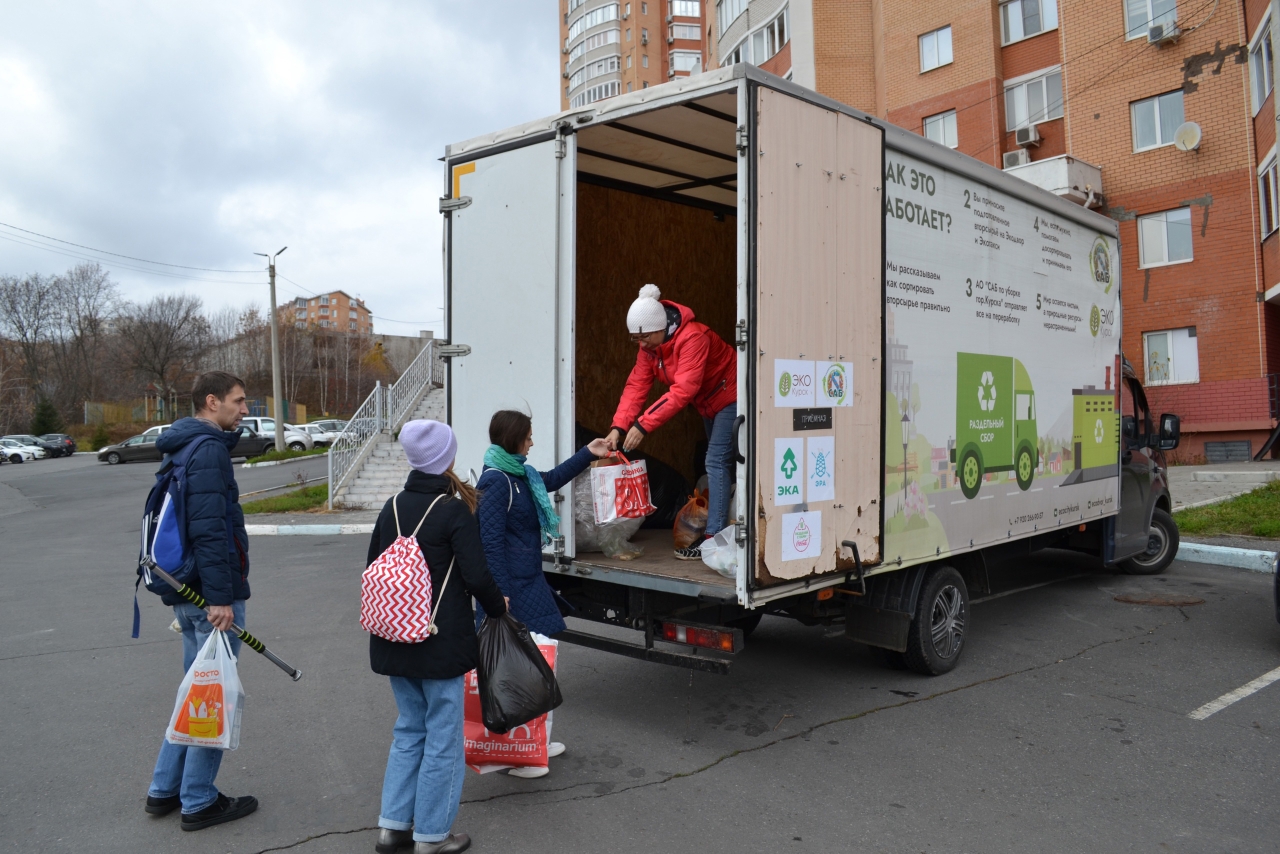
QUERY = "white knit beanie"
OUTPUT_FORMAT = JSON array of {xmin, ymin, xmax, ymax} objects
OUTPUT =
[{"xmin": 626, "ymin": 284, "xmax": 667, "ymax": 334}]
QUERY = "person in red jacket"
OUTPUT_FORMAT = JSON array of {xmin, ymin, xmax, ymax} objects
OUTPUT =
[{"xmin": 606, "ymin": 284, "xmax": 737, "ymax": 560}]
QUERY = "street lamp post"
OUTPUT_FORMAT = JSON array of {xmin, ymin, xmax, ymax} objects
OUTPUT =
[
  {"xmin": 900, "ymin": 410, "xmax": 911, "ymax": 510},
  {"xmin": 255, "ymin": 246, "xmax": 288, "ymax": 453}
]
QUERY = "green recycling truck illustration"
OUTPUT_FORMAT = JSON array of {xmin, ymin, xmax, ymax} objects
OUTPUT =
[{"xmin": 951, "ymin": 353, "xmax": 1039, "ymax": 500}]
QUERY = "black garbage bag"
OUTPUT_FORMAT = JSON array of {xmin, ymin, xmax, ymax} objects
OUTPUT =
[{"xmin": 476, "ymin": 612, "xmax": 563, "ymax": 734}]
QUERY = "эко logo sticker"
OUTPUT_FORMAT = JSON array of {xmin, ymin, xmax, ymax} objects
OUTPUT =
[{"xmin": 778, "ymin": 372, "xmax": 792, "ymax": 397}]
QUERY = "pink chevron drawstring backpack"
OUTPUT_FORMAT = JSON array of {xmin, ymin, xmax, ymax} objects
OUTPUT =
[{"xmin": 360, "ymin": 492, "xmax": 455, "ymax": 643}]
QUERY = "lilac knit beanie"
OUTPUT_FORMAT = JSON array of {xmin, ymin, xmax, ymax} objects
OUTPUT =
[{"xmin": 400, "ymin": 419, "xmax": 458, "ymax": 475}]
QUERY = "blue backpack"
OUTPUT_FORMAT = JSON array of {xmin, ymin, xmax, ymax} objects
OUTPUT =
[{"xmin": 132, "ymin": 434, "xmax": 233, "ymax": 637}]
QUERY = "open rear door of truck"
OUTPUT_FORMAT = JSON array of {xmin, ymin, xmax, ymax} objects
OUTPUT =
[
  {"xmin": 750, "ymin": 85, "xmax": 884, "ymax": 599},
  {"xmin": 445, "ymin": 132, "xmax": 578, "ymax": 557}
]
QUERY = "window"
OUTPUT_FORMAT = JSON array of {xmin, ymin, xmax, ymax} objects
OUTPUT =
[
  {"xmin": 350, "ymin": 310, "xmax": 358, "ymax": 318},
  {"xmin": 923, "ymin": 110, "xmax": 958, "ymax": 148},
  {"xmin": 350, "ymin": 321, "xmax": 357, "ymax": 330},
  {"xmin": 919, "ymin": 26, "xmax": 953, "ymax": 72},
  {"xmin": 625, "ymin": 2, "xmax": 630, "ymax": 13},
  {"xmin": 319, "ymin": 320, "xmax": 329, "ymax": 328},
  {"xmin": 569, "ymin": 0, "xmax": 587, "ymax": 12},
  {"xmin": 641, "ymin": 27, "xmax": 648, "ymax": 41},
  {"xmin": 1000, "ymin": 0, "xmax": 1057, "ymax": 44},
  {"xmin": 1251, "ymin": 16, "xmax": 1274, "ymax": 114},
  {"xmin": 1130, "ymin": 90, "xmax": 1183, "ymax": 150},
  {"xmin": 570, "ymin": 55, "xmax": 620, "ymax": 89},
  {"xmin": 1143, "ymin": 327, "xmax": 1199, "ymax": 384},
  {"xmin": 568, "ymin": 27, "xmax": 619, "ymax": 62},
  {"xmin": 1004, "ymin": 69, "xmax": 1063, "ymax": 130},
  {"xmin": 641, "ymin": 2, "xmax": 647, "ymax": 13},
  {"xmin": 319, "ymin": 295, "xmax": 329, "ymax": 305},
  {"xmin": 627, "ymin": 81, "xmax": 633, "ymax": 91},
  {"xmin": 571, "ymin": 79, "xmax": 620, "ymax": 107},
  {"xmin": 717, "ymin": 0, "xmax": 746, "ymax": 36},
  {"xmin": 569, "ymin": 3, "xmax": 618, "ymax": 40},
  {"xmin": 626, "ymin": 27, "xmax": 631, "ymax": 40},
  {"xmin": 627, "ymin": 54, "xmax": 632, "ymax": 67},
  {"xmin": 642, "ymin": 54, "xmax": 648, "ymax": 67},
  {"xmin": 1260, "ymin": 152, "xmax": 1278, "ymax": 237},
  {"xmin": 1125, "ymin": 0, "xmax": 1177, "ymax": 40},
  {"xmin": 1138, "ymin": 208, "xmax": 1193, "ymax": 266},
  {"xmin": 319, "ymin": 306, "xmax": 329, "ymax": 315},
  {"xmin": 723, "ymin": 9, "xmax": 789, "ymax": 67},
  {"xmin": 672, "ymin": 0, "xmax": 700, "ymax": 16},
  {"xmin": 671, "ymin": 50, "xmax": 701, "ymax": 73},
  {"xmin": 672, "ymin": 23, "xmax": 700, "ymax": 40}
]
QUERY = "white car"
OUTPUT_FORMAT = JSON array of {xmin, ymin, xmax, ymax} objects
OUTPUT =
[
  {"xmin": 141, "ymin": 424, "xmax": 172, "ymax": 440},
  {"xmin": 297, "ymin": 423, "xmax": 337, "ymax": 446},
  {"xmin": 240, "ymin": 417, "xmax": 314, "ymax": 451},
  {"xmin": 0, "ymin": 438, "xmax": 46, "ymax": 463}
]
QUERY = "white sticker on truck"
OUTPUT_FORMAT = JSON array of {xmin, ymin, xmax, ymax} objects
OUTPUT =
[
  {"xmin": 807, "ymin": 436, "xmax": 835, "ymax": 502},
  {"xmin": 780, "ymin": 511, "xmax": 822, "ymax": 562},
  {"xmin": 774, "ymin": 360, "xmax": 816, "ymax": 408},
  {"xmin": 775, "ymin": 437, "xmax": 804, "ymax": 506}
]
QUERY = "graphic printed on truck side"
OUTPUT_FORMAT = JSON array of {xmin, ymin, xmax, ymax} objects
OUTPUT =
[{"xmin": 882, "ymin": 152, "xmax": 1121, "ymax": 567}]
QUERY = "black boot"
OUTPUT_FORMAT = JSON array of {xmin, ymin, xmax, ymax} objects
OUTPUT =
[
  {"xmin": 415, "ymin": 834, "xmax": 471, "ymax": 854},
  {"xmin": 180, "ymin": 793, "xmax": 258, "ymax": 831},
  {"xmin": 144, "ymin": 795, "xmax": 180, "ymax": 816},
  {"xmin": 376, "ymin": 828, "xmax": 414, "ymax": 853}
]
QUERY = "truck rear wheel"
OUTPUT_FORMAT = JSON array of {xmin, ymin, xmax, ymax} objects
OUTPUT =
[
  {"xmin": 1123, "ymin": 508, "xmax": 1179, "ymax": 575},
  {"xmin": 904, "ymin": 566, "xmax": 968, "ymax": 675},
  {"xmin": 1015, "ymin": 445, "xmax": 1034, "ymax": 490},
  {"xmin": 959, "ymin": 450, "xmax": 983, "ymax": 499}
]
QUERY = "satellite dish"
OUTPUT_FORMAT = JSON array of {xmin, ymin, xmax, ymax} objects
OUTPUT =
[{"xmin": 1173, "ymin": 121, "xmax": 1202, "ymax": 151}]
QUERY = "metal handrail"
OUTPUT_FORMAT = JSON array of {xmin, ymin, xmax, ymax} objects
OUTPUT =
[{"xmin": 328, "ymin": 339, "xmax": 442, "ymax": 508}]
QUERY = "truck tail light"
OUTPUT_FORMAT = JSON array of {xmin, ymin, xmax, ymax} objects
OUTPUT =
[{"xmin": 658, "ymin": 621, "xmax": 741, "ymax": 653}]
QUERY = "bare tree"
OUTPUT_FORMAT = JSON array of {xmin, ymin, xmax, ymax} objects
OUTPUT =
[
  {"xmin": 0, "ymin": 273, "xmax": 58, "ymax": 391},
  {"xmin": 47, "ymin": 263, "xmax": 121, "ymax": 409},
  {"xmin": 118, "ymin": 293, "xmax": 209, "ymax": 394}
]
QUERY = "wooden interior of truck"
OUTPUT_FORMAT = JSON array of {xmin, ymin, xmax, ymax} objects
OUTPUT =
[{"xmin": 571, "ymin": 91, "xmax": 740, "ymax": 585}]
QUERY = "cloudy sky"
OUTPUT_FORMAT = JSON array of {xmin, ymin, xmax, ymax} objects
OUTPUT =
[{"xmin": 0, "ymin": 1, "xmax": 559, "ymax": 337}]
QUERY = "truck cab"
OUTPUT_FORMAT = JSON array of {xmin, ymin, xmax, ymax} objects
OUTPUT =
[{"xmin": 1112, "ymin": 358, "xmax": 1181, "ymax": 574}]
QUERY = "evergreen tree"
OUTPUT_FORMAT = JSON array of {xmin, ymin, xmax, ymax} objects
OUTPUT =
[
  {"xmin": 30, "ymin": 398, "xmax": 64, "ymax": 435},
  {"xmin": 91, "ymin": 423, "xmax": 111, "ymax": 450}
]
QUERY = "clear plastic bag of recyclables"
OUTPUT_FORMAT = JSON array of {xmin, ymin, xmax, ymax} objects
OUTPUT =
[
  {"xmin": 477, "ymin": 612, "xmax": 563, "ymax": 734},
  {"xmin": 165, "ymin": 629, "xmax": 244, "ymax": 750}
]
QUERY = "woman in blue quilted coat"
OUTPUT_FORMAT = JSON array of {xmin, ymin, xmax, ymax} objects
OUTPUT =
[{"xmin": 476, "ymin": 410, "xmax": 609, "ymax": 779}]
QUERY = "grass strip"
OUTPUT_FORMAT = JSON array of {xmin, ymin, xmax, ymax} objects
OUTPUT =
[
  {"xmin": 245, "ymin": 446, "xmax": 328, "ymax": 465},
  {"xmin": 1173, "ymin": 480, "xmax": 1280, "ymax": 538},
  {"xmin": 242, "ymin": 484, "xmax": 329, "ymax": 514}
]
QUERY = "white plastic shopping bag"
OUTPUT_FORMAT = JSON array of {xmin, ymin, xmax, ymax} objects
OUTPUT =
[
  {"xmin": 590, "ymin": 453, "xmax": 656, "ymax": 526},
  {"xmin": 701, "ymin": 524, "xmax": 739, "ymax": 579},
  {"xmin": 165, "ymin": 628, "xmax": 244, "ymax": 751}
]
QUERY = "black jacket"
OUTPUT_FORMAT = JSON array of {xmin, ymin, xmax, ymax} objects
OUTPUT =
[
  {"xmin": 365, "ymin": 471, "xmax": 507, "ymax": 680},
  {"xmin": 155, "ymin": 417, "xmax": 249, "ymax": 606}
]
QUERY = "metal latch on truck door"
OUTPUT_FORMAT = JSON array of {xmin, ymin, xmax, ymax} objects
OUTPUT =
[
  {"xmin": 439, "ymin": 196, "xmax": 472, "ymax": 212},
  {"xmin": 735, "ymin": 319, "xmax": 748, "ymax": 350},
  {"xmin": 436, "ymin": 344, "xmax": 471, "ymax": 359}
]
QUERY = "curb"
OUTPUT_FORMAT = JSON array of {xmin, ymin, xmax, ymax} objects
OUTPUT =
[
  {"xmin": 245, "ymin": 523, "xmax": 373, "ymax": 536},
  {"xmin": 1176, "ymin": 542, "xmax": 1278, "ymax": 573},
  {"xmin": 242, "ymin": 453, "xmax": 328, "ymax": 469},
  {"xmin": 1173, "ymin": 490, "xmax": 1253, "ymax": 512}
]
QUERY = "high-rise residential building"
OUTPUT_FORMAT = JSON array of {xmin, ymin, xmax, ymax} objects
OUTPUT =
[
  {"xmin": 560, "ymin": 1, "xmax": 712, "ymax": 110},
  {"xmin": 692, "ymin": 0, "xmax": 1277, "ymax": 461},
  {"xmin": 289, "ymin": 291, "xmax": 374, "ymax": 335}
]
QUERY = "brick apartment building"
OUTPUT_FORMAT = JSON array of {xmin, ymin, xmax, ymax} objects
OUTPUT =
[
  {"xmin": 287, "ymin": 291, "xmax": 374, "ymax": 335},
  {"xmin": 558, "ymin": 0, "xmax": 1280, "ymax": 461}
]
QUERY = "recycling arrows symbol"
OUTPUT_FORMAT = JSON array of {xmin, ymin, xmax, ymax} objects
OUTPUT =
[
  {"xmin": 1094, "ymin": 418, "xmax": 1105, "ymax": 443},
  {"xmin": 977, "ymin": 371, "xmax": 997, "ymax": 412}
]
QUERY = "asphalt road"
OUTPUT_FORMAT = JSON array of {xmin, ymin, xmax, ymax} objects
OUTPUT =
[{"xmin": 2, "ymin": 456, "xmax": 1278, "ymax": 852}]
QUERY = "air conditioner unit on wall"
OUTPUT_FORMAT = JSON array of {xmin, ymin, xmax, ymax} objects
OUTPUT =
[
  {"xmin": 641, "ymin": 34, "xmax": 649, "ymax": 44},
  {"xmin": 1148, "ymin": 23, "xmax": 1181, "ymax": 45},
  {"xmin": 1015, "ymin": 124, "xmax": 1041, "ymax": 148},
  {"xmin": 1003, "ymin": 149, "xmax": 1031, "ymax": 169}
]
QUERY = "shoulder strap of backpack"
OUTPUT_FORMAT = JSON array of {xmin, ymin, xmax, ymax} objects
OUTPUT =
[
  {"xmin": 392, "ymin": 490, "xmax": 404, "ymax": 536},
  {"xmin": 410, "ymin": 493, "xmax": 448, "ymax": 538}
]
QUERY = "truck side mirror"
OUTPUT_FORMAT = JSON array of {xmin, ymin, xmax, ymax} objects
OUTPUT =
[{"xmin": 1157, "ymin": 413, "xmax": 1180, "ymax": 451}]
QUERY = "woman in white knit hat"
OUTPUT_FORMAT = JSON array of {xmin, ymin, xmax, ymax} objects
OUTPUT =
[{"xmin": 607, "ymin": 284, "xmax": 738, "ymax": 560}]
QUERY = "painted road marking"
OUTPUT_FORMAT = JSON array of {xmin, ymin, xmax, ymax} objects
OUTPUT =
[
  {"xmin": 1189, "ymin": 665, "xmax": 1280, "ymax": 720},
  {"xmin": 1007, "ymin": 491, "xmax": 1020, "ymax": 496},
  {"xmin": 1031, "ymin": 487, "xmax": 1043, "ymax": 492},
  {"xmin": 980, "ymin": 495, "xmax": 993, "ymax": 500},
  {"xmin": 951, "ymin": 499, "xmax": 966, "ymax": 505}
]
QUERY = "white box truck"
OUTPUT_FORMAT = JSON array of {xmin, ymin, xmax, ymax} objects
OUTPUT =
[{"xmin": 440, "ymin": 66, "xmax": 1181, "ymax": 676}]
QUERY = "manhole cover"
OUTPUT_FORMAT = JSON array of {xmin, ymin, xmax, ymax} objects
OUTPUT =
[{"xmin": 1113, "ymin": 594, "xmax": 1205, "ymax": 607}]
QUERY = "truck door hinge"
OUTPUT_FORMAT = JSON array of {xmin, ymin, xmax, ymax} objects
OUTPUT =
[
  {"xmin": 551, "ymin": 534, "xmax": 566, "ymax": 569},
  {"xmin": 735, "ymin": 125, "xmax": 749, "ymax": 154},
  {"xmin": 555, "ymin": 136, "xmax": 567, "ymax": 159},
  {"xmin": 735, "ymin": 318, "xmax": 749, "ymax": 350},
  {"xmin": 735, "ymin": 516, "xmax": 747, "ymax": 546},
  {"xmin": 439, "ymin": 196, "xmax": 472, "ymax": 213}
]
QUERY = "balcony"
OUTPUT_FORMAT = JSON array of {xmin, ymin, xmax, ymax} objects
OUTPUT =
[{"xmin": 1003, "ymin": 154, "xmax": 1103, "ymax": 208}]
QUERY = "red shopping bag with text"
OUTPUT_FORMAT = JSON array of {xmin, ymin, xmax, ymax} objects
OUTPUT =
[
  {"xmin": 590, "ymin": 453, "xmax": 657, "ymax": 525},
  {"xmin": 464, "ymin": 636, "xmax": 558, "ymax": 773}
]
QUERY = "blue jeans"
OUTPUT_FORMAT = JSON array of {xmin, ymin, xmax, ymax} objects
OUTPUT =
[
  {"xmin": 379, "ymin": 676, "xmax": 465, "ymax": 844},
  {"xmin": 149, "ymin": 600, "xmax": 246, "ymax": 814},
  {"xmin": 703, "ymin": 403, "xmax": 738, "ymax": 537}
]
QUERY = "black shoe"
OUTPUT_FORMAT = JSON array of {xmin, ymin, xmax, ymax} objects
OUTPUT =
[
  {"xmin": 144, "ymin": 795, "xmax": 181, "ymax": 816},
  {"xmin": 180, "ymin": 793, "xmax": 258, "ymax": 831},
  {"xmin": 414, "ymin": 834, "xmax": 471, "ymax": 854},
  {"xmin": 674, "ymin": 544, "xmax": 704, "ymax": 561},
  {"xmin": 376, "ymin": 828, "xmax": 414, "ymax": 853}
]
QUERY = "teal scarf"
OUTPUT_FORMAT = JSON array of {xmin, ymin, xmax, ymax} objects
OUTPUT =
[{"xmin": 484, "ymin": 444, "xmax": 560, "ymax": 545}]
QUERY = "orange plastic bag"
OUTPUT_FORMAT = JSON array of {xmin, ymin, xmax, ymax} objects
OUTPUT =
[{"xmin": 673, "ymin": 489, "xmax": 709, "ymax": 549}]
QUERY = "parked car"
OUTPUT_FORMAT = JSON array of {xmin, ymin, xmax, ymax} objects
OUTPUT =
[
  {"xmin": 0, "ymin": 438, "xmax": 45, "ymax": 463},
  {"xmin": 296, "ymin": 423, "xmax": 336, "ymax": 446},
  {"xmin": 40, "ymin": 433, "xmax": 77, "ymax": 455},
  {"xmin": 141, "ymin": 424, "xmax": 172, "ymax": 440},
  {"xmin": 3, "ymin": 434, "xmax": 65, "ymax": 457},
  {"xmin": 240, "ymin": 417, "xmax": 313, "ymax": 451},
  {"xmin": 98, "ymin": 435, "xmax": 162, "ymax": 465},
  {"xmin": 100, "ymin": 426, "xmax": 272, "ymax": 465},
  {"xmin": 310, "ymin": 419, "xmax": 348, "ymax": 434}
]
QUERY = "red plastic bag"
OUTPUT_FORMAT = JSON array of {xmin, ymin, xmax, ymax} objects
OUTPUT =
[
  {"xmin": 464, "ymin": 634, "xmax": 558, "ymax": 773},
  {"xmin": 673, "ymin": 489, "xmax": 709, "ymax": 549},
  {"xmin": 590, "ymin": 453, "xmax": 656, "ymax": 525}
]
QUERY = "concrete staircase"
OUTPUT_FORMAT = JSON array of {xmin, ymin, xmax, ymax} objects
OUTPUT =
[{"xmin": 333, "ymin": 386, "xmax": 446, "ymax": 509}]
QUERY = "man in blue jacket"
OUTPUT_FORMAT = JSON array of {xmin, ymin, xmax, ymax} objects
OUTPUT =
[{"xmin": 145, "ymin": 371, "xmax": 258, "ymax": 831}]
